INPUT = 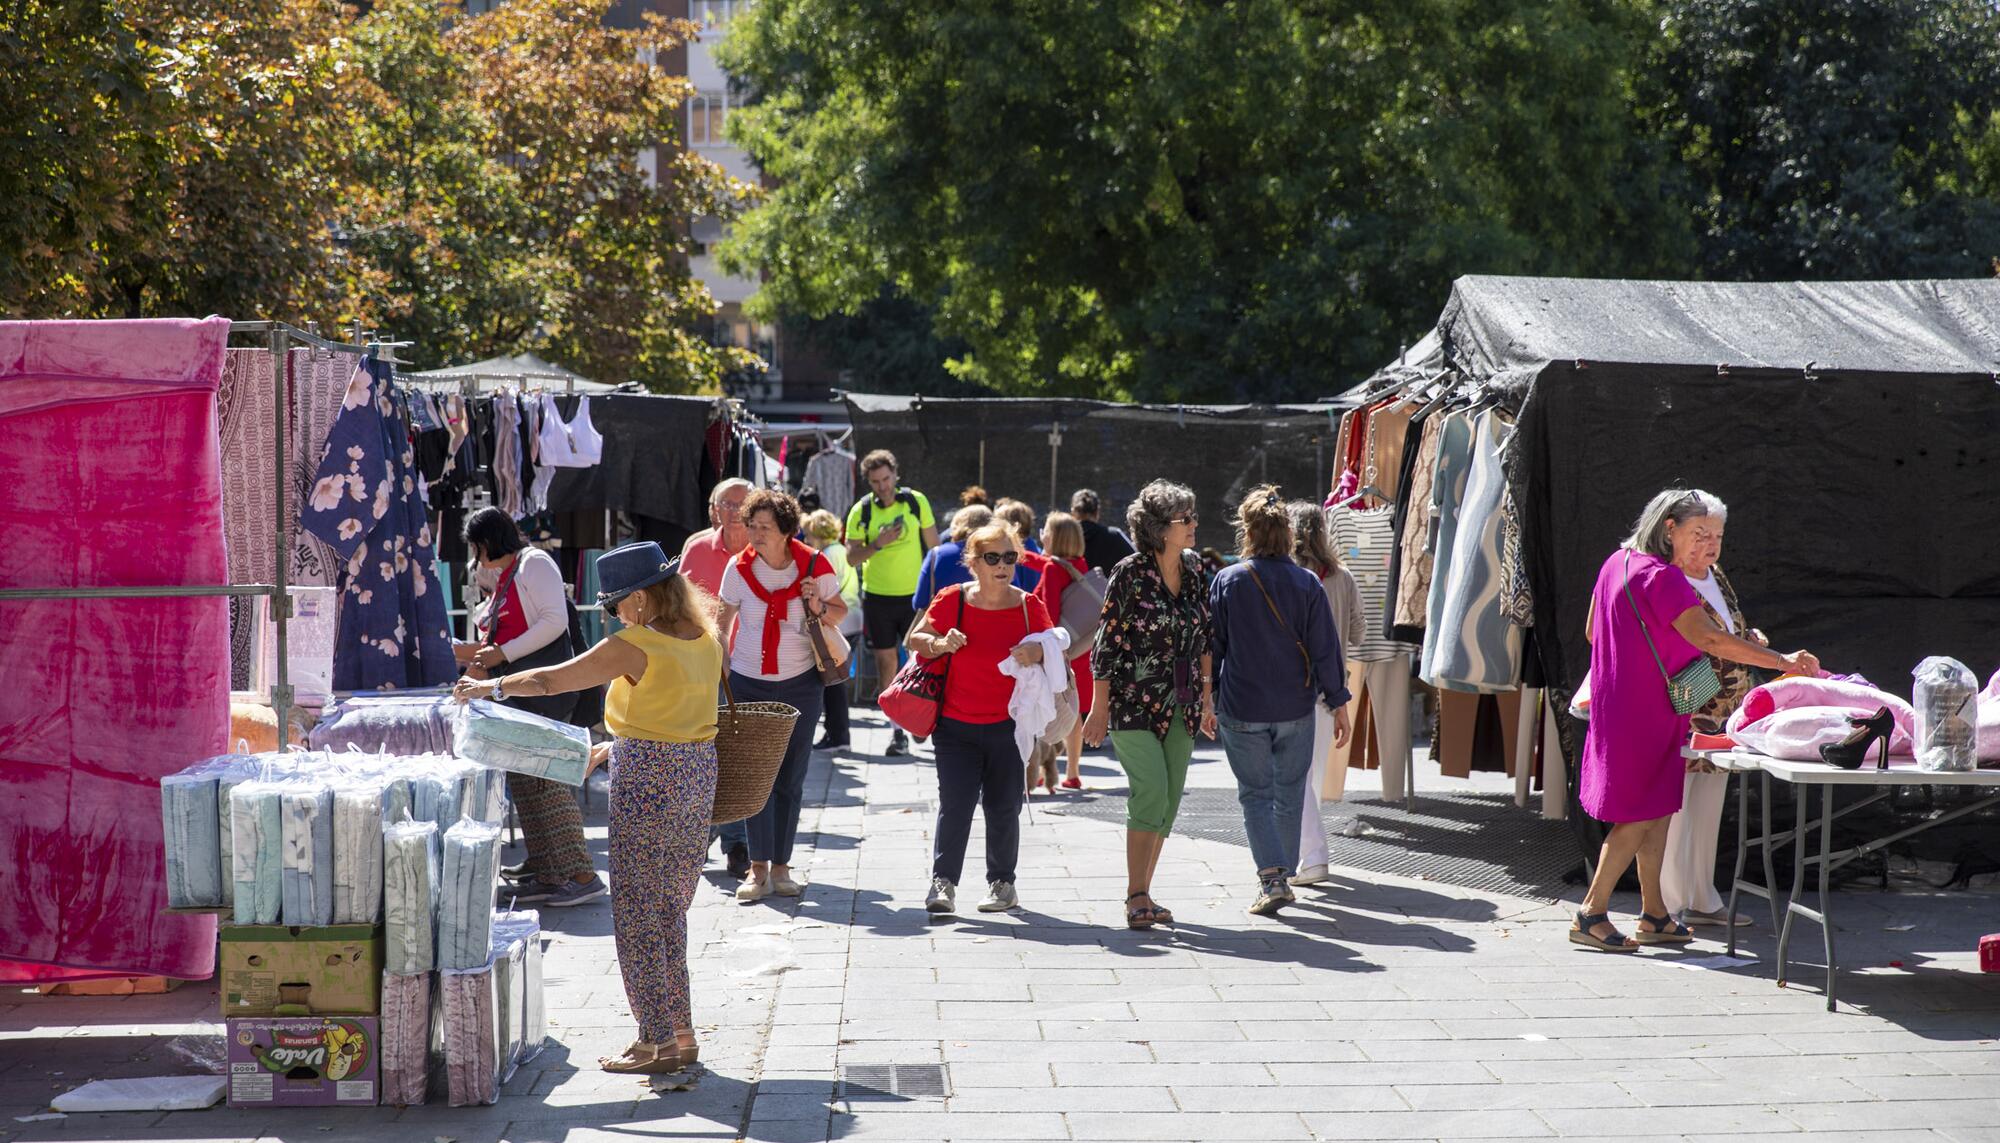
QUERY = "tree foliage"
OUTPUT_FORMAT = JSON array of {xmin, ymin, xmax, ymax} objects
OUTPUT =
[
  {"xmin": 1650, "ymin": 0, "xmax": 2000, "ymax": 280},
  {"xmin": 719, "ymin": 0, "xmax": 1691, "ymax": 401},
  {"xmin": 0, "ymin": 0, "xmax": 753, "ymax": 392},
  {"xmin": 722, "ymin": 0, "xmax": 2000, "ymax": 400}
]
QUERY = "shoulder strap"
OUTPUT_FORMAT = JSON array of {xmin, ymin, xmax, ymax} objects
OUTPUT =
[
  {"xmin": 1620, "ymin": 551, "xmax": 1673, "ymax": 684},
  {"xmin": 1244, "ymin": 563, "xmax": 1313, "ymax": 680}
]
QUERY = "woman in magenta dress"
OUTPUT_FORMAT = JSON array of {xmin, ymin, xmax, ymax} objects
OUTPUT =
[{"xmin": 1574, "ymin": 490, "xmax": 1819, "ymax": 952}]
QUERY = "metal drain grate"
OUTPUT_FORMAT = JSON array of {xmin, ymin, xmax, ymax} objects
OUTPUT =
[
  {"xmin": 1046, "ymin": 788, "xmax": 1578, "ymax": 901},
  {"xmin": 839, "ymin": 1063, "xmax": 950, "ymax": 1101}
]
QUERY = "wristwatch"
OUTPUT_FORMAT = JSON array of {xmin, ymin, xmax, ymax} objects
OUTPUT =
[{"xmin": 491, "ymin": 677, "xmax": 506, "ymax": 702}]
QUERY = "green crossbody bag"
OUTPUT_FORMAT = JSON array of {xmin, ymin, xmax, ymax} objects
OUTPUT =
[{"xmin": 1623, "ymin": 551, "xmax": 1721, "ymax": 715}]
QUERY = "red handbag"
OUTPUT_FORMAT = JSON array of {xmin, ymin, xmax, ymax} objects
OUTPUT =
[{"xmin": 878, "ymin": 588, "xmax": 964, "ymax": 738}]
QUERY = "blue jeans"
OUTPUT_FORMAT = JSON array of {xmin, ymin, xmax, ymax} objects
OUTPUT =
[
  {"xmin": 1218, "ymin": 713, "xmax": 1317, "ymax": 878},
  {"xmin": 733, "ymin": 668, "xmax": 827, "ymax": 866}
]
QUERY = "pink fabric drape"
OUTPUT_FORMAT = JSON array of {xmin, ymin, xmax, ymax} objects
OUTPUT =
[{"xmin": 0, "ymin": 317, "xmax": 232, "ymax": 982}]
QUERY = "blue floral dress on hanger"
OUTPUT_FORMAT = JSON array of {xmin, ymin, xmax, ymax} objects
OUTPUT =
[{"xmin": 302, "ymin": 356, "xmax": 455, "ymax": 691}]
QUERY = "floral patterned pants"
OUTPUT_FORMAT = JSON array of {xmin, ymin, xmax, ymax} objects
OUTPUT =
[{"xmin": 609, "ymin": 737, "xmax": 718, "ymax": 1044}]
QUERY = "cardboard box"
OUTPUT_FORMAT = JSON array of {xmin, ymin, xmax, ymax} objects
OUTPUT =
[
  {"xmin": 220, "ymin": 924, "xmax": 382, "ymax": 1017},
  {"xmin": 227, "ymin": 1016, "xmax": 379, "ymax": 1108}
]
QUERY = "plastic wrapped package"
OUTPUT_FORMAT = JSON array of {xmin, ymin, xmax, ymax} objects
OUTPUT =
[
  {"xmin": 491, "ymin": 910, "xmax": 545, "ymax": 1069},
  {"xmin": 381, "ymin": 774, "xmax": 414, "ymax": 827},
  {"xmin": 379, "ymin": 970, "xmax": 432, "ymax": 1107},
  {"xmin": 160, "ymin": 755, "xmax": 255, "ymax": 909},
  {"xmin": 279, "ymin": 780, "xmax": 335, "ymax": 925},
  {"xmin": 382, "ymin": 819, "xmax": 438, "ymax": 975},
  {"xmin": 307, "ymin": 695, "xmax": 455, "ymax": 755},
  {"xmin": 1912, "ymin": 656, "xmax": 1977, "ymax": 772},
  {"xmin": 437, "ymin": 821, "xmax": 502, "ymax": 971},
  {"xmin": 1980, "ymin": 668, "xmax": 2000, "ymax": 763},
  {"xmin": 414, "ymin": 763, "xmax": 466, "ymax": 837},
  {"xmin": 230, "ymin": 780, "xmax": 285, "ymax": 925},
  {"xmin": 463, "ymin": 764, "xmax": 508, "ymax": 826},
  {"xmin": 453, "ymin": 699, "xmax": 592, "ymax": 786},
  {"xmin": 436, "ymin": 963, "xmax": 501, "ymax": 1107},
  {"xmin": 330, "ymin": 780, "xmax": 386, "ymax": 924},
  {"xmin": 216, "ymin": 766, "xmax": 256, "ymax": 910},
  {"xmin": 251, "ymin": 587, "xmax": 337, "ymax": 707},
  {"xmin": 489, "ymin": 934, "xmax": 527, "ymax": 1084}
]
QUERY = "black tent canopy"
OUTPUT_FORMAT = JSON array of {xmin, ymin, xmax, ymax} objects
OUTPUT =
[{"xmin": 1413, "ymin": 275, "xmax": 2000, "ymax": 698}]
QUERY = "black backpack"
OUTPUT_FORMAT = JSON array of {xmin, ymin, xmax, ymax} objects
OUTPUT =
[{"xmin": 856, "ymin": 490, "xmax": 930, "ymax": 550}]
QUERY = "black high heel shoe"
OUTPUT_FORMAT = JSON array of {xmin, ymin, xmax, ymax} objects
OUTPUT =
[{"xmin": 1820, "ymin": 706, "xmax": 1893, "ymax": 770}]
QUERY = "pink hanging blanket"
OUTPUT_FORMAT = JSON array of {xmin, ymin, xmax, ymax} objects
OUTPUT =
[
  {"xmin": 0, "ymin": 317, "xmax": 232, "ymax": 981},
  {"xmin": 1725, "ymin": 675, "xmax": 1917, "ymax": 762}
]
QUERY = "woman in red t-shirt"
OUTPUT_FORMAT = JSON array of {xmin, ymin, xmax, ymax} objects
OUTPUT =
[
  {"xmin": 906, "ymin": 523, "xmax": 1054, "ymax": 916},
  {"xmin": 1019, "ymin": 512, "xmax": 1094, "ymax": 791}
]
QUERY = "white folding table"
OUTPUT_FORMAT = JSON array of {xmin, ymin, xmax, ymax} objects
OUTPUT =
[{"xmin": 1705, "ymin": 750, "xmax": 2000, "ymax": 1009}]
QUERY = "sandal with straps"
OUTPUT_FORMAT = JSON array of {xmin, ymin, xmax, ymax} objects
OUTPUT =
[
  {"xmin": 1636, "ymin": 911, "xmax": 1695, "ymax": 945},
  {"xmin": 1125, "ymin": 892, "xmax": 1156, "ymax": 930},
  {"xmin": 1147, "ymin": 900, "xmax": 1173, "ymax": 925},
  {"xmin": 1568, "ymin": 909, "xmax": 1639, "ymax": 953},
  {"xmin": 599, "ymin": 1041, "xmax": 688, "ymax": 1075}
]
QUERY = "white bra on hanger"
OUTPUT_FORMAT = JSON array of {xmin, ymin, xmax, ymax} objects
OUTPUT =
[{"xmin": 537, "ymin": 392, "xmax": 604, "ymax": 468}]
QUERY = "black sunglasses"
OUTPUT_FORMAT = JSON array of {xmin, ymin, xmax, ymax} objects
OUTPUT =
[
  {"xmin": 977, "ymin": 551, "xmax": 1020, "ymax": 567},
  {"xmin": 1169, "ymin": 513, "xmax": 1198, "ymax": 526}
]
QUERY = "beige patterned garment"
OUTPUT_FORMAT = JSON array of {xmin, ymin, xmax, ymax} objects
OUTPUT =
[
  {"xmin": 1691, "ymin": 566, "xmax": 1755, "ymax": 735},
  {"xmin": 1393, "ymin": 412, "xmax": 1448, "ymax": 629},
  {"xmin": 218, "ymin": 349, "xmax": 280, "ymax": 688}
]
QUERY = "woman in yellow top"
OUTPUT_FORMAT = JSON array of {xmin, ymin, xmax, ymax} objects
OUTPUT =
[{"xmin": 454, "ymin": 541, "xmax": 721, "ymax": 1076}]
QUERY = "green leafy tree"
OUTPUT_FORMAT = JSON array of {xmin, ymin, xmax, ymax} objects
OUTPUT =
[
  {"xmin": 1650, "ymin": 0, "xmax": 2000, "ymax": 279},
  {"xmin": 0, "ymin": 0, "xmax": 355, "ymax": 320},
  {"xmin": 719, "ymin": 0, "xmax": 1690, "ymax": 401},
  {"xmin": 343, "ymin": 0, "xmax": 759, "ymax": 391}
]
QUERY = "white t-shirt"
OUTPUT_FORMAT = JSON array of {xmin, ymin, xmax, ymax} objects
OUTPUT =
[
  {"xmin": 1686, "ymin": 569, "xmax": 1736, "ymax": 634},
  {"xmin": 719, "ymin": 552, "xmax": 843, "ymax": 680}
]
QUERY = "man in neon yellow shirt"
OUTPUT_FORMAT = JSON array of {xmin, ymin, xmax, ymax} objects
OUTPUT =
[{"xmin": 844, "ymin": 449, "xmax": 939, "ymax": 755}]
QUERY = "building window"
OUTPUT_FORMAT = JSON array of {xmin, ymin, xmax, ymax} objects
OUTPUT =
[
  {"xmin": 688, "ymin": 90, "xmax": 727, "ymax": 147},
  {"xmin": 695, "ymin": 0, "xmax": 750, "ymax": 31}
]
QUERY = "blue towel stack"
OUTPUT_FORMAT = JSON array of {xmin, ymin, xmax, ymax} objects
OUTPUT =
[
  {"xmin": 437, "ymin": 820, "xmax": 502, "ymax": 971},
  {"xmin": 230, "ymin": 780, "xmax": 285, "ymax": 925},
  {"xmin": 383, "ymin": 818, "xmax": 439, "ymax": 974}
]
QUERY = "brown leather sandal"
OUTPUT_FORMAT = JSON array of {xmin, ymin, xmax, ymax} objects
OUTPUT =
[
  {"xmin": 1125, "ymin": 892, "xmax": 1155, "ymax": 930},
  {"xmin": 600, "ymin": 1042, "xmax": 683, "ymax": 1074}
]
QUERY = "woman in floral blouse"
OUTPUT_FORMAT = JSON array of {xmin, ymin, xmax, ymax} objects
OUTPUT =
[{"xmin": 1082, "ymin": 480, "xmax": 1215, "ymax": 929}]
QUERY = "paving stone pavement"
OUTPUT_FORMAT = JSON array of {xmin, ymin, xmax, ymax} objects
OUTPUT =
[{"xmin": 2, "ymin": 710, "xmax": 1997, "ymax": 1142}]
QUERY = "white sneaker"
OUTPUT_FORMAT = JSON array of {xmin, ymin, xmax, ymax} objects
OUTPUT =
[
  {"xmin": 925, "ymin": 876, "xmax": 956, "ymax": 915},
  {"xmin": 736, "ymin": 876, "xmax": 771, "ymax": 903},
  {"xmin": 1290, "ymin": 864, "xmax": 1332, "ymax": 887},
  {"xmin": 977, "ymin": 881, "xmax": 1018, "ymax": 912},
  {"xmin": 771, "ymin": 872, "xmax": 802, "ymax": 897}
]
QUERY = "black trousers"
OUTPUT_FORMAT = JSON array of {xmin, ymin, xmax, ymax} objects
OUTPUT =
[
  {"xmin": 931, "ymin": 716, "xmax": 1022, "ymax": 886},
  {"xmin": 821, "ymin": 677, "xmax": 850, "ymax": 743}
]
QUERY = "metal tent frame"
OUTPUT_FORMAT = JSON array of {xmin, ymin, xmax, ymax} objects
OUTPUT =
[{"xmin": 0, "ymin": 320, "xmax": 388, "ymax": 749}]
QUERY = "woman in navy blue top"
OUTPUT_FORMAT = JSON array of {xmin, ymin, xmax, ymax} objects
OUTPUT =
[{"xmin": 1209, "ymin": 486, "xmax": 1351, "ymax": 917}]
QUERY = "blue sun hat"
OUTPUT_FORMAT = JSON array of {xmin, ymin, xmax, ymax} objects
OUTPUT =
[{"xmin": 595, "ymin": 542, "xmax": 679, "ymax": 605}]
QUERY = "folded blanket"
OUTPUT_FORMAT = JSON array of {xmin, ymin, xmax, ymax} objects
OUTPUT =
[
  {"xmin": 453, "ymin": 700, "xmax": 591, "ymax": 787},
  {"xmin": 382, "ymin": 819, "xmax": 438, "ymax": 974},
  {"xmin": 438, "ymin": 964, "xmax": 500, "ymax": 1107},
  {"xmin": 437, "ymin": 820, "xmax": 502, "ymax": 971},
  {"xmin": 308, "ymin": 695, "xmax": 455, "ymax": 755},
  {"xmin": 330, "ymin": 781, "xmax": 386, "ymax": 924},
  {"xmin": 379, "ymin": 970, "xmax": 432, "ymax": 1107},
  {"xmin": 229, "ymin": 780, "xmax": 285, "ymax": 925},
  {"xmin": 1725, "ymin": 676, "xmax": 1918, "ymax": 761},
  {"xmin": 160, "ymin": 755, "xmax": 256, "ymax": 909},
  {"xmin": 279, "ymin": 781, "xmax": 335, "ymax": 926}
]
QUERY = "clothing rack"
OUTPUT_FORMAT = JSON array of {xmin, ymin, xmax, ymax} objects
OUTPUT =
[{"xmin": 0, "ymin": 320, "xmax": 382, "ymax": 750}]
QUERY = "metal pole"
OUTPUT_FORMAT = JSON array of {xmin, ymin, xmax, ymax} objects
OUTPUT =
[
  {"xmin": 0, "ymin": 584, "xmax": 282, "ymax": 601},
  {"xmin": 1046, "ymin": 423, "xmax": 1062, "ymax": 514},
  {"xmin": 271, "ymin": 325, "xmax": 293, "ymax": 749}
]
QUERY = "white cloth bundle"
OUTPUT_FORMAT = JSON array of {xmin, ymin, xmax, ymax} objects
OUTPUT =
[
  {"xmin": 280, "ymin": 780, "xmax": 335, "ymax": 925},
  {"xmin": 437, "ymin": 820, "xmax": 502, "ymax": 971},
  {"xmin": 998, "ymin": 627, "xmax": 1073, "ymax": 764},
  {"xmin": 330, "ymin": 780, "xmax": 386, "ymax": 924},
  {"xmin": 230, "ymin": 779, "xmax": 285, "ymax": 925},
  {"xmin": 382, "ymin": 818, "xmax": 439, "ymax": 974}
]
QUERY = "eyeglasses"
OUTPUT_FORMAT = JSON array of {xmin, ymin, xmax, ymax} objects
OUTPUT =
[
  {"xmin": 977, "ymin": 551, "xmax": 1020, "ymax": 567},
  {"xmin": 1169, "ymin": 513, "xmax": 1198, "ymax": 526}
]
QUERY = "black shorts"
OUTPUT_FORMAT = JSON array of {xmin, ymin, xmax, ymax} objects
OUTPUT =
[{"xmin": 862, "ymin": 592, "xmax": 917, "ymax": 650}]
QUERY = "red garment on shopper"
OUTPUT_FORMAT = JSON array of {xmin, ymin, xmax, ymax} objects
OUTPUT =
[
  {"xmin": 1019, "ymin": 550, "xmax": 1094, "ymax": 716},
  {"xmin": 924, "ymin": 586, "xmax": 1053, "ymax": 724}
]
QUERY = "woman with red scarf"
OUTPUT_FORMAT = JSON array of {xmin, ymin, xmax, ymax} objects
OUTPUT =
[{"xmin": 717, "ymin": 489, "xmax": 848, "ymax": 902}]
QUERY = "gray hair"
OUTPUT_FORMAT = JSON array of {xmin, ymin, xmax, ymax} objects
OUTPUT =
[
  {"xmin": 1623, "ymin": 488, "xmax": 1728, "ymax": 559},
  {"xmin": 1127, "ymin": 480, "xmax": 1196, "ymax": 556},
  {"xmin": 708, "ymin": 477, "xmax": 752, "ymax": 508}
]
